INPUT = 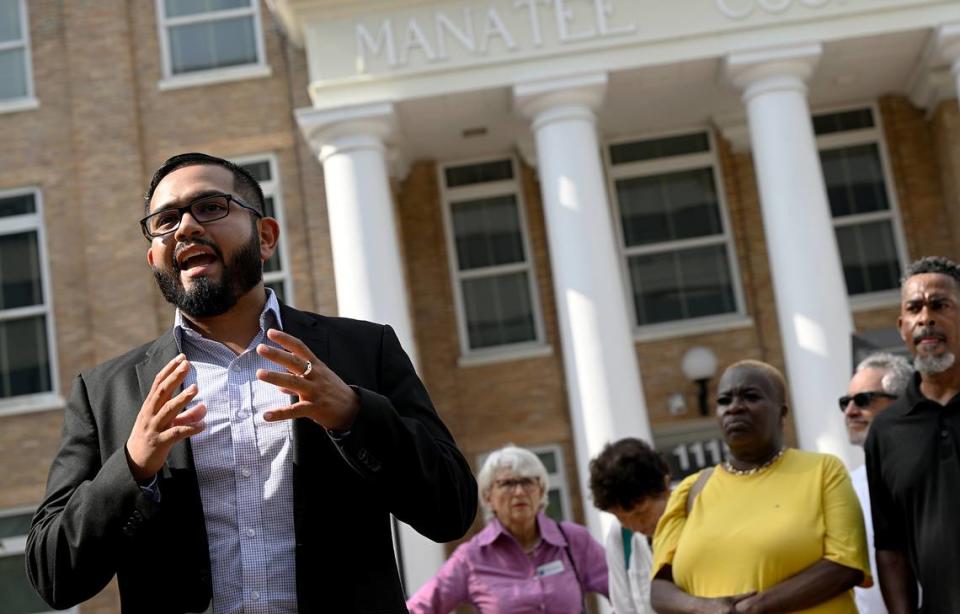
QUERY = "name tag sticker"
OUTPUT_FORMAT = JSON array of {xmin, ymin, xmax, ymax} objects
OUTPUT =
[{"xmin": 536, "ymin": 560, "xmax": 565, "ymax": 577}]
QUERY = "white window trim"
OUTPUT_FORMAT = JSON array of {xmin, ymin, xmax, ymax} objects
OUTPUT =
[
  {"xmin": 604, "ymin": 128, "xmax": 748, "ymax": 338},
  {"xmin": 232, "ymin": 153, "xmax": 294, "ymax": 306},
  {"xmin": 814, "ymin": 102, "xmax": 910, "ymax": 311},
  {"xmin": 0, "ymin": 0, "xmax": 38, "ymax": 114},
  {"xmin": 0, "ymin": 187, "xmax": 61, "ymax": 417},
  {"xmin": 529, "ymin": 443, "xmax": 574, "ymax": 522},
  {"xmin": 476, "ymin": 444, "xmax": 574, "ymax": 522},
  {"xmin": 155, "ymin": 0, "xmax": 270, "ymax": 91},
  {"xmin": 439, "ymin": 156, "xmax": 550, "ymax": 364},
  {"xmin": 0, "ymin": 506, "xmax": 78, "ymax": 614}
]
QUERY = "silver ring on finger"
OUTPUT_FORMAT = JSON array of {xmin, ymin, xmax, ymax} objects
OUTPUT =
[{"xmin": 299, "ymin": 360, "xmax": 313, "ymax": 378}]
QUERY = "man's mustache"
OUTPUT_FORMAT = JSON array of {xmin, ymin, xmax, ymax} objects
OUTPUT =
[
  {"xmin": 172, "ymin": 239, "xmax": 223, "ymax": 273},
  {"xmin": 913, "ymin": 327, "xmax": 947, "ymax": 344}
]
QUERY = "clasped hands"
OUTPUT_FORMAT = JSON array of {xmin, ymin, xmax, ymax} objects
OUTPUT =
[
  {"xmin": 700, "ymin": 592, "xmax": 761, "ymax": 614},
  {"xmin": 126, "ymin": 328, "xmax": 359, "ymax": 482}
]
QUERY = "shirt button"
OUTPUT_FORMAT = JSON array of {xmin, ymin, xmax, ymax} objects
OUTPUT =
[
  {"xmin": 246, "ymin": 528, "xmax": 256, "ymax": 538},
  {"xmin": 241, "ymin": 468, "xmax": 251, "ymax": 478},
  {"xmin": 942, "ymin": 430, "xmax": 949, "ymax": 438},
  {"xmin": 250, "ymin": 591, "xmax": 260, "ymax": 601}
]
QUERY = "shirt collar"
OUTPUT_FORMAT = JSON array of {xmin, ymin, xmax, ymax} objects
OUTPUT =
[
  {"xmin": 903, "ymin": 370, "xmax": 960, "ymax": 414},
  {"xmin": 477, "ymin": 512, "xmax": 566, "ymax": 548},
  {"xmin": 173, "ymin": 288, "xmax": 283, "ymax": 351}
]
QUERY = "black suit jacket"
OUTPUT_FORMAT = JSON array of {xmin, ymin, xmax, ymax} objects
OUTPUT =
[{"xmin": 27, "ymin": 305, "xmax": 477, "ymax": 613}]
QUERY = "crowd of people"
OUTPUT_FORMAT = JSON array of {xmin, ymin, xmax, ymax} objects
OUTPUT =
[
  {"xmin": 24, "ymin": 151, "xmax": 958, "ymax": 613},
  {"xmin": 408, "ymin": 256, "xmax": 960, "ymax": 613}
]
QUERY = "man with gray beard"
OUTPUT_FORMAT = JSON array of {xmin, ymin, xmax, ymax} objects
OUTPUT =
[
  {"xmin": 865, "ymin": 256, "xmax": 960, "ymax": 613},
  {"xmin": 842, "ymin": 352, "xmax": 912, "ymax": 614}
]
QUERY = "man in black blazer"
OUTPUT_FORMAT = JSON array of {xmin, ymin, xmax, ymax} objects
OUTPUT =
[{"xmin": 27, "ymin": 153, "xmax": 477, "ymax": 613}]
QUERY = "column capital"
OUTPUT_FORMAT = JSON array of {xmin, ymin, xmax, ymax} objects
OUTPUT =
[
  {"xmin": 908, "ymin": 22, "xmax": 960, "ymax": 111},
  {"xmin": 513, "ymin": 72, "xmax": 607, "ymax": 131},
  {"xmin": 936, "ymin": 22, "xmax": 960, "ymax": 67},
  {"xmin": 725, "ymin": 43, "xmax": 822, "ymax": 102},
  {"xmin": 295, "ymin": 102, "xmax": 396, "ymax": 162}
]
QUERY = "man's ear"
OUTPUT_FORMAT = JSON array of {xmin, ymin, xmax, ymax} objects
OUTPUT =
[
  {"xmin": 258, "ymin": 217, "xmax": 280, "ymax": 262},
  {"xmin": 146, "ymin": 246, "xmax": 155, "ymax": 267},
  {"xmin": 897, "ymin": 316, "xmax": 906, "ymax": 342}
]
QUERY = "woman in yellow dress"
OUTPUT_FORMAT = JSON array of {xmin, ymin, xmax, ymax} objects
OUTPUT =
[{"xmin": 651, "ymin": 360, "xmax": 871, "ymax": 613}]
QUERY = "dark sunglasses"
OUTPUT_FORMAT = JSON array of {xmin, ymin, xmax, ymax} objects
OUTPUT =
[{"xmin": 837, "ymin": 391, "xmax": 897, "ymax": 411}]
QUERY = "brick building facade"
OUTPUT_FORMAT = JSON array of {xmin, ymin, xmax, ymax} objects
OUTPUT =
[{"xmin": 0, "ymin": 0, "xmax": 958, "ymax": 611}]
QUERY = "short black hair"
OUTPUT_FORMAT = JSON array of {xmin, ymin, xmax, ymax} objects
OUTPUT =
[
  {"xmin": 144, "ymin": 152, "xmax": 265, "ymax": 215},
  {"xmin": 589, "ymin": 438, "xmax": 670, "ymax": 511},
  {"xmin": 902, "ymin": 256, "xmax": 960, "ymax": 289}
]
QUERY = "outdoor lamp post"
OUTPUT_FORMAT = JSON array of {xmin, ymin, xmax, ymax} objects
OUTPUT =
[{"xmin": 681, "ymin": 346, "xmax": 718, "ymax": 417}]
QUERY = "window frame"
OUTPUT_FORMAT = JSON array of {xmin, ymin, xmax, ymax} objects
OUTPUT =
[
  {"xmin": 155, "ymin": 0, "xmax": 270, "ymax": 91},
  {"xmin": 0, "ymin": 0, "xmax": 38, "ymax": 114},
  {"xmin": 0, "ymin": 187, "xmax": 61, "ymax": 417},
  {"xmin": 232, "ymin": 153, "xmax": 294, "ymax": 306},
  {"xmin": 0, "ymin": 506, "xmax": 77, "ymax": 614},
  {"xmin": 439, "ymin": 156, "xmax": 550, "ymax": 365},
  {"xmin": 604, "ymin": 128, "xmax": 750, "ymax": 341},
  {"xmin": 813, "ymin": 102, "xmax": 909, "ymax": 311}
]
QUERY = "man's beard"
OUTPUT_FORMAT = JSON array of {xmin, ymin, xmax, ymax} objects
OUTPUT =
[
  {"xmin": 914, "ymin": 352, "xmax": 956, "ymax": 375},
  {"xmin": 847, "ymin": 426, "xmax": 868, "ymax": 447},
  {"xmin": 153, "ymin": 231, "xmax": 263, "ymax": 318}
]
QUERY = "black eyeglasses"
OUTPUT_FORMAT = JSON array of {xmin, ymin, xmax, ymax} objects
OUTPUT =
[
  {"xmin": 838, "ymin": 391, "xmax": 898, "ymax": 411},
  {"xmin": 493, "ymin": 477, "xmax": 538, "ymax": 492},
  {"xmin": 140, "ymin": 193, "xmax": 262, "ymax": 239}
]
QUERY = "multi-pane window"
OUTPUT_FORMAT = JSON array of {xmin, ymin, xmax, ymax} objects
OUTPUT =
[
  {"xmin": 477, "ymin": 445, "xmax": 572, "ymax": 522},
  {"xmin": 607, "ymin": 132, "xmax": 742, "ymax": 329},
  {"xmin": 0, "ymin": 0, "xmax": 33, "ymax": 104},
  {"xmin": 236, "ymin": 156, "xmax": 292, "ymax": 304},
  {"xmin": 0, "ymin": 190, "xmax": 53, "ymax": 404},
  {"xmin": 531, "ymin": 445, "xmax": 573, "ymax": 522},
  {"xmin": 0, "ymin": 507, "xmax": 76, "ymax": 614},
  {"xmin": 814, "ymin": 108, "xmax": 905, "ymax": 297},
  {"xmin": 158, "ymin": 0, "xmax": 265, "ymax": 78},
  {"xmin": 441, "ymin": 158, "xmax": 543, "ymax": 355}
]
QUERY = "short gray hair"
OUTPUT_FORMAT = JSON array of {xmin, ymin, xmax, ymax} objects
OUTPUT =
[
  {"xmin": 856, "ymin": 352, "xmax": 913, "ymax": 396},
  {"xmin": 476, "ymin": 445, "xmax": 549, "ymax": 511}
]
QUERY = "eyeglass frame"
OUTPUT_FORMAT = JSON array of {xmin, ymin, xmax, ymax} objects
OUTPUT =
[
  {"xmin": 139, "ymin": 192, "xmax": 263, "ymax": 240},
  {"xmin": 837, "ymin": 391, "xmax": 898, "ymax": 412},
  {"xmin": 493, "ymin": 476, "xmax": 540, "ymax": 492}
]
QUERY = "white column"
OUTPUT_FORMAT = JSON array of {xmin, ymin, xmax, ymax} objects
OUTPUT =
[
  {"xmin": 296, "ymin": 103, "xmax": 443, "ymax": 594},
  {"xmin": 936, "ymin": 23, "xmax": 960, "ymax": 103},
  {"xmin": 726, "ymin": 45, "xmax": 857, "ymax": 467},
  {"xmin": 514, "ymin": 74, "xmax": 654, "ymax": 542}
]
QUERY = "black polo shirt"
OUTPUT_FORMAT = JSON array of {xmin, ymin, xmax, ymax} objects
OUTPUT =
[{"xmin": 865, "ymin": 372, "xmax": 960, "ymax": 613}]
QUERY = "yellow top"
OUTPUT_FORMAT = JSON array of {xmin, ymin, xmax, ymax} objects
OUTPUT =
[{"xmin": 652, "ymin": 449, "xmax": 871, "ymax": 614}]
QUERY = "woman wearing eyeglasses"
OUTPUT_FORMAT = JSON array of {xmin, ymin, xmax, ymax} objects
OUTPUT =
[
  {"xmin": 407, "ymin": 445, "xmax": 609, "ymax": 613},
  {"xmin": 651, "ymin": 360, "xmax": 872, "ymax": 614}
]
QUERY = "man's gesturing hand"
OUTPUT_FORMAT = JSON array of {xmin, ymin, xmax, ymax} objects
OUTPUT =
[
  {"xmin": 256, "ymin": 329, "xmax": 360, "ymax": 431},
  {"xmin": 126, "ymin": 354, "xmax": 206, "ymax": 483}
]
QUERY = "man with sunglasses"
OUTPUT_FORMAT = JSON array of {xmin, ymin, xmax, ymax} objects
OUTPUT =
[
  {"xmin": 840, "ymin": 352, "xmax": 912, "ymax": 614},
  {"xmin": 27, "ymin": 152, "xmax": 478, "ymax": 613},
  {"xmin": 865, "ymin": 256, "xmax": 960, "ymax": 613}
]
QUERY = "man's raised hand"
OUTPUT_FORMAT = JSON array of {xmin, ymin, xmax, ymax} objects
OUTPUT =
[
  {"xmin": 125, "ymin": 354, "xmax": 206, "ymax": 482},
  {"xmin": 256, "ymin": 329, "xmax": 360, "ymax": 431}
]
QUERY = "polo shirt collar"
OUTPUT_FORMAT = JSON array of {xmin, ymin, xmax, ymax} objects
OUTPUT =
[{"xmin": 903, "ymin": 370, "xmax": 960, "ymax": 414}]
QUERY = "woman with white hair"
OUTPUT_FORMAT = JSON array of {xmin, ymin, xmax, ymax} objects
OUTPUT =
[{"xmin": 407, "ymin": 445, "xmax": 608, "ymax": 613}]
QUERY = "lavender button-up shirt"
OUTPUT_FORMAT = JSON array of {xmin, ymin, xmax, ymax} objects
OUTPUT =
[{"xmin": 407, "ymin": 512, "xmax": 608, "ymax": 614}]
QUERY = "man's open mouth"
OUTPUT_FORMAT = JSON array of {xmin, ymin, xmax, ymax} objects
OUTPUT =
[{"xmin": 175, "ymin": 244, "xmax": 220, "ymax": 274}]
